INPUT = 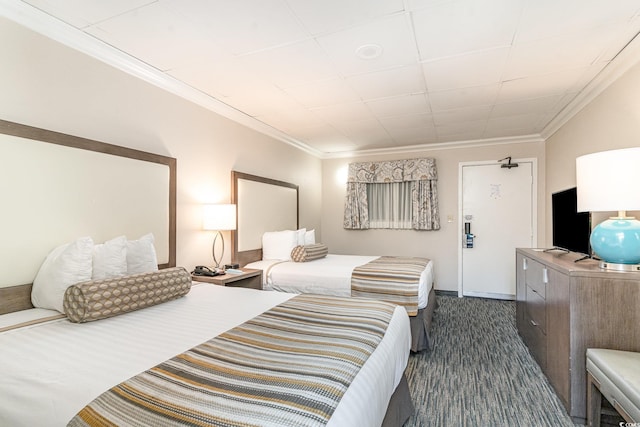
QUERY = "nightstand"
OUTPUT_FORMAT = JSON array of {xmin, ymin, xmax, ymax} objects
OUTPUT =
[{"xmin": 191, "ymin": 268, "xmax": 262, "ymax": 290}]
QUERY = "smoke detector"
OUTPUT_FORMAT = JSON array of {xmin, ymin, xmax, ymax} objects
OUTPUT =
[{"xmin": 355, "ymin": 44, "xmax": 383, "ymax": 60}]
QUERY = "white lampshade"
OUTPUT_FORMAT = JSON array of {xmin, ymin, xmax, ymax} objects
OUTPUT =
[
  {"xmin": 576, "ymin": 147, "xmax": 640, "ymax": 213},
  {"xmin": 203, "ymin": 204, "xmax": 236, "ymax": 231}
]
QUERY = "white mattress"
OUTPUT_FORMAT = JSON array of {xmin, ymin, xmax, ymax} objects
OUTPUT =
[
  {"xmin": 0, "ymin": 283, "xmax": 410, "ymax": 427},
  {"xmin": 247, "ymin": 254, "xmax": 434, "ymax": 309}
]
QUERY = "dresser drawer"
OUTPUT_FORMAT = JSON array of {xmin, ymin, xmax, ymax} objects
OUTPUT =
[
  {"xmin": 524, "ymin": 258, "xmax": 547, "ymax": 299},
  {"xmin": 521, "ymin": 311, "xmax": 547, "ymax": 370},
  {"xmin": 526, "ymin": 285, "xmax": 546, "ymax": 334}
]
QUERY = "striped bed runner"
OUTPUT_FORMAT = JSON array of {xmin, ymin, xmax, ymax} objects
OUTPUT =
[
  {"xmin": 351, "ymin": 256, "xmax": 430, "ymax": 316},
  {"xmin": 68, "ymin": 294, "xmax": 396, "ymax": 427}
]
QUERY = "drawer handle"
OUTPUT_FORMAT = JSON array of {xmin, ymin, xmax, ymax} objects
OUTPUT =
[
  {"xmin": 542, "ymin": 268, "xmax": 549, "ymax": 284},
  {"xmin": 523, "ymin": 258, "xmax": 528, "ymax": 271},
  {"xmin": 530, "ymin": 319, "xmax": 538, "ymax": 327}
]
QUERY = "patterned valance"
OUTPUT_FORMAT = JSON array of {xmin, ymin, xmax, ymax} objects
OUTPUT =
[
  {"xmin": 344, "ymin": 158, "xmax": 440, "ymax": 231},
  {"xmin": 347, "ymin": 158, "xmax": 437, "ymax": 183}
]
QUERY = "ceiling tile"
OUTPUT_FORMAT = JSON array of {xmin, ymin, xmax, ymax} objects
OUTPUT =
[
  {"xmin": 412, "ymin": 0, "xmax": 523, "ymax": 61},
  {"xmin": 491, "ymin": 95, "xmax": 563, "ymax": 118},
  {"xmin": 239, "ymin": 39, "xmax": 338, "ymax": 88},
  {"xmin": 163, "ymin": 0, "xmax": 309, "ymax": 55},
  {"xmin": 485, "ymin": 113, "xmax": 541, "ymax": 133},
  {"xmin": 515, "ymin": 0, "xmax": 640, "ymax": 43},
  {"xmin": 436, "ymin": 118, "xmax": 487, "ymax": 136},
  {"xmin": 169, "ymin": 56, "xmax": 268, "ymax": 99},
  {"xmin": 23, "ymin": 0, "xmax": 155, "ymax": 28},
  {"xmin": 429, "ymin": 84, "xmax": 500, "ymax": 111},
  {"xmin": 254, "ymin": 108, "xmax": 326, "ymax": 133},
  {"xmin": 85, "ymin": 2, "xmax": 230, "ymax": 71},
  {"xmin": 286, "ymin": 0, "xmax": 404, "ymax": 35},
  {"xmin": 386, "ymin": 125, "xmax": 437, "ymax": 145},
  {"xmin": 379, "ymin": 113, "xmax": 434, "ymax": 130},
  {"xmin": 17, "ymin": 0, "xmax": 640, "ymax": 155},
  {"xmin": 422, "ymin": 47, "xmax": 510, "ymax": 92},
  {"xmin": 366, "ymin": 94, "xmax": 430, "ymax": 118},
  {"xmin": 504, "ymin": 26, "xmax": 621, "ymax": 81},
  {"xmin": 337, "ymin": 118, "xmax": 390, "ymax": 139},
  {"xmin": 496, "ymin": 67, "xmax": 588, "ymax": 104},
  {"xmin": 316, "ymin": 13, "xmax": 418, "ymax": 76},
  {"xmin": 282, "ymin": 78, "xmax": 361, "ymax": 108},
  {"xmin": 223, "ymin": 85, "xmax": 303, "ymax": 117},
  {"xmin": 346, "ymin": 65, "xmax": 426, "ymax": 100},
  {"xmin": 310, "ymin": 101, "xmax": 375, "ymax": 124},
  {"xmin": 433, "ymin": 105, "xmax": 492, "ymax": 125}
]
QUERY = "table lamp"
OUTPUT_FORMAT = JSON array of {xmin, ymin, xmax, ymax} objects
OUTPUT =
[
  {"xmin": 203, "ymin": 204, "xmax": 236, "ymax": 268},
  {"xmin": 576, "ymin": 147, "xmax": 640, "ymax": 271}
]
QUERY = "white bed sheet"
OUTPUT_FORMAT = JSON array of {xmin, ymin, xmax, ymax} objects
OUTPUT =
[
  {"xmin": 247, "ymin": 254, "xmax": 434, "ymax": 309},
  {"xmin": 0, "ymin": 283, "xmax": 410, "ymax": 427},
  {"xmin": 0, "ymin": 307, "xmax": 61, "ymax": 329}
]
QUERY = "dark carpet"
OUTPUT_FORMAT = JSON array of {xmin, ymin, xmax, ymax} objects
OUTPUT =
[{"xmin": 404, "ymin": 295, "xmax": 579, "ymax": 427}]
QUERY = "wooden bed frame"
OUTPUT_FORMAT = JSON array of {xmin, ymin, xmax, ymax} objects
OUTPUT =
[{"xmin": 0, "ymin": 119, "xmax": 177, "ymax": 315}]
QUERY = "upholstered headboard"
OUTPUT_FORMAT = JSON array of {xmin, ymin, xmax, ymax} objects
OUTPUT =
[
  {"xmin": 230, "ymin": 171, "xmax": 298, "ymax": 266},
  {"xmin": 0, "ymin": 119, "xmax": 176, "ymax": 314}
]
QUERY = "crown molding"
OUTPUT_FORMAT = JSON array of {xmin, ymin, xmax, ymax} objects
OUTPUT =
[
  {"xmin": 541, "ymin": 30, "xmax": 640, "ymax": 140},
  {"xmin": 0, "ymin": 1, "xmax": 323, "ymax": 158},
  {"xmin": 5, "ymin": 1, "xmax": 635, "ymax": 160},
  {"xmin": 321, "ymin": 134, "xmax": 545, "ymax": 159}
]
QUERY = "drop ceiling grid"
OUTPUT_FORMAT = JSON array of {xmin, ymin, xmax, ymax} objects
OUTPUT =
[{"xmin": 14, "ymin": 0, "xmax": 640, "ymax": 155}]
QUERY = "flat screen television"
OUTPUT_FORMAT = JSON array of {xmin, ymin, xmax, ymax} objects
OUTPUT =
[{"xmin": 551, "ymin": 187, "xmax": 591, "ymax": 255}]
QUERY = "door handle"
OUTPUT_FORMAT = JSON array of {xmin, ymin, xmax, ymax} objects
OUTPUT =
[{"xmin": 464, "ymin": 222, "xmax": 475, "ymax": 248}]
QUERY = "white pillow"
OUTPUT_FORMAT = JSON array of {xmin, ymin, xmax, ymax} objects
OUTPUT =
[
  {"xmin": 31, "ymin": 236, "xmax": 94, "ymax": 313},
  {"xmin": 304, "ymin": 229, "xmax": 316, "ymax": 245},
  {"xmin": 92, "ymin": 236, "xmax": 127, "ymax": 280},
  {"xmin": 262, "ymin": 230, "xmax": 298, "ymax": 260},
  {"xmin": 126, "ymin": 233, "xmax": 158, "ymax": 274},
  {"xmin": 296, "ymin": 228, "xmax": 307, "ymax": 246}
]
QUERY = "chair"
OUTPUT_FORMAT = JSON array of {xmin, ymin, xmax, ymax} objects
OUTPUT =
[{"xmin": 586, "ymin": 348, "xmax": 640, "ymax": 426}]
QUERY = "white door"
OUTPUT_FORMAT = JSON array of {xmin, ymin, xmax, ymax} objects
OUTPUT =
[{"xmin": 459, "ymin": 160, "xmax": 535, "ymax": 299}]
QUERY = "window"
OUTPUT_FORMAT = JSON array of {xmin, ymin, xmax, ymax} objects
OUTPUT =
[
  {"xmin": 366, "ymin": 182, "xmax": 412, "ymax": 229},
  {"xmin": 343, "ymin": 158, "xmax": 440, "ymax": 231}
]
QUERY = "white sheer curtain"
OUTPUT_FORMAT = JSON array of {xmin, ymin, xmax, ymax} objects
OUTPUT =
[{"xmin": 366, "ymin": 182, "xmax": 413, "ymax": 229}]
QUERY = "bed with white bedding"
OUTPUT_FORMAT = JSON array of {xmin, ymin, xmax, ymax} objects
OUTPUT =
[
  {"xmin": 0, "ymin": 122, "xmax": 413, "ymax": 427},
  {"xmin": 0, "ymin": 283, "xmax": 412, "ymax": 427},
  {"xmin": 247, "ymin": 254, "xmax": 433, "ymax": 309},
  {"xmin": 232, "ymin": 172, "xmax": 438, "ymax": 352},
  {"xmin": 247, "ymin": 254, "xmax": 435, "ymax": 353}
]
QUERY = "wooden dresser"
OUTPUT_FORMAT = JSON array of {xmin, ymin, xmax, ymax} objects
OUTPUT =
[{"xmin": 515, "ymin": 248, "xmax": 640, "ymax": 422}]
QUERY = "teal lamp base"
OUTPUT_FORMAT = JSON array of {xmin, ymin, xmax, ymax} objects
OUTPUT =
[{"xmin": 590, "ymin": 217, "xmax": 640, "ymax": 270}]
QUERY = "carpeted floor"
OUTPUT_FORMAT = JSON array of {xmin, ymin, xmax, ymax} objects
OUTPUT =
[{"xmin": 404, "ymin": 295, "xmax": 579, "ymax": 427}]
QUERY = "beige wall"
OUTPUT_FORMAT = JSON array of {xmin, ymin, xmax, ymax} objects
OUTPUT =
[
  {"xmin": 545, "ymin": 60, "xmax": 640, "ymax": 244},
  {"xmin": 0, "ymin": 17, "xmax": 322, "ymax": 273},
  {"xmin": 321, "ymin": 141, "xmax": 545, "ymax": 292},
  {"xmin": 4, "ymin": 12, "xmax": 640, "ymax": 291}
]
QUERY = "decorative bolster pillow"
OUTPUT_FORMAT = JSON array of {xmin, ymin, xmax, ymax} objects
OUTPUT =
[
  {"xmin": 291, "ymin": 243, "xmax": 328, "ymax": 262},
  {"xmin": 63, "ymin": 266, "xmax": 192, "ymax": 323}
]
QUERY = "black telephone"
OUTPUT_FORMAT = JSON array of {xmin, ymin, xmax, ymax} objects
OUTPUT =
[{"xmin": 192, "ymin": 265, "xmax": 225, "ymax": 277}]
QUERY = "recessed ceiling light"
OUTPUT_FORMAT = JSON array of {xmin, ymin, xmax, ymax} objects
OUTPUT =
[{"xmin": 355, "ymin": 44, "xmax": 383, "ymax": 60}]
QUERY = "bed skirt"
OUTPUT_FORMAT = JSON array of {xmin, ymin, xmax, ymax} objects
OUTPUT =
[
  {"xmin": 410, "ymin": 286, "xmax": 437, "ymax": 352},
  {"xmin": 382, "ymin": 374, "xmax": 414, "ymax": 427}
]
